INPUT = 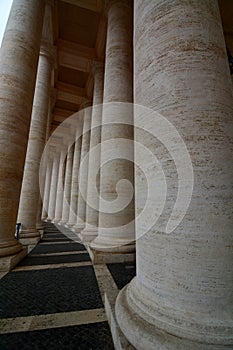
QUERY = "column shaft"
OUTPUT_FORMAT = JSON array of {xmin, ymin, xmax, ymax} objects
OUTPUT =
[
  {"xmin": 90, "ymin": 0, "xmax": 135, "ymax": 254},
  {"xmin": 67, "ymin": 122, "xmax": 83, "ymax": 227},
  {"xmin": 17, "ymin": 45, "xmax": 54, "ymax": 244},
  {"xmin": 81, "ymin": 62, "xmax": 104, "ymax": 241},
  {"xmin": 74, "ymin": 103, "xmax": 92, "ymax": 233},
  {"xmin": 42, "ymin": 159, "xmax": 53, "ymax": 220},
  {"xmin": 60, "ymin": 144, "xmax": 74, "ymax": 224},
  {"xmin": 53, "ymin": 147, "xmax": 66, "ymax": 223},
  {"xmin": 0, "ymin": 0, "xmax": 45, "ymax": 263},
  {"xmin": 116, "ymin": 1, "xmax": 233, "ymax": 349},
  {"xmin": 47, "ymin": 153, "xmax": 59, "ymax": 221}
]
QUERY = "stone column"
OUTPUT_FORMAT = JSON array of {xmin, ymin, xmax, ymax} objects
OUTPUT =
[
  {"xmin": 67, "ymin": 121, "xmax": 84, "ymax": 227},
  {"xmin": 17, "ymin": 42, "xmax": 55, "ymax": 245},
  {"xmin": 53, "ymin": 145, "xmax": 66, "ymax": 223},
  {"xmin": 36, "ymin": 88, "xmax": 56, "ymax": 231},
  {"xmin": 80, "ymin": 62, "xmax": 104, "ymax": 242},
  {"xmin": 42, "ymin": 158, "xmax": 53, "ymax": 220},
  {"xmin": 74, "ymin": 100, "xmax": 92, "ymax": 233},
  {"xmin": 116, "ymin": 1, "xmax": 233, "ymax": 349},
  {"xmin": 47, "ymin": 150, "xmax": 60, "ymax": 221},
  {"xmin": 60, "ymin": 144, "xmax": 74, "ymax": 225},
  {"xmin": 0, "ymin": 0, "xmax": 45, "ymax": 270},
  {"xmin": 90, "ymin": 0, "xmax": 135, "ymax": 257}
]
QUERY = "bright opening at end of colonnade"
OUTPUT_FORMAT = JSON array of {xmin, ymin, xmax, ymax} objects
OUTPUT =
[{"xmin": 39, "ymin": 102, "xmax": 194, "ymax": 247}]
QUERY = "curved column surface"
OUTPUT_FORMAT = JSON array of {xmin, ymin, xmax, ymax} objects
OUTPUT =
[
  {"xmin": 42, "ymin": 159, "xmax": 53, "ymax": 220},
  {"xmin": 116, "ymin": 1, "xmax": 233, "ymax": 349},
  {"xmin": 18, "ymin": 44, "xmax": 54, "ymax": 241},
  {"xmin": 37, "ymin": 92, "xmax": 54, "ymax": 229},
  {"xmin": 47, "ymin": 152, "xmax": 60, "ymax": 221},
  {"xmin": 67, "ymin": 121, "xmax": 83, "ymax": 227},
  {"xmin": 91, "ymin": 0, "xmax": 135, "ymax": 252},
  {"xmin": 53, "ymin": 147, "xmax": 66, "ymax": 223},
  {"xmin": 81, "ymin": 62, "xmax": 104, "ymax": 241},
  {"xmin": 74, "ymin": 103, "xmax": 92, "ymax": 233},
  {"xmin": 60, "ymin": 144, "xmax": 74, "ymax": 225},
  {"xmin": 0, "ymin": 0, "xmax": 45, "ymax": 258}
]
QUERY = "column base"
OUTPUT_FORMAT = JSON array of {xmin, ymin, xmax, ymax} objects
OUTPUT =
[
  {"xmin": 0, "ymin": 248, "xmax": 27, "ymax": 272},
  {"xmin": 116, "ymin": 282, "xmax": 233, "ymax": 350},
  {"xmin": 79, "ymin": 227, "xmax": 98, "ymax": 243},
  {"xmin": 19, "ymin": 230, "xmax": 41, "ymax": 246},
  {"xmin": 87, "ymin": 242, "xmax": 136, "ymax": 265},
  {"xmin": 36, "ymin": 224, "xmax": 44, "ymax": 238},
  {"xmin": 72, "ymin": 224, "xmax": 85, "ymax": 234}
]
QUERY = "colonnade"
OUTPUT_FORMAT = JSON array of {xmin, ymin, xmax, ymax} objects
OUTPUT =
[{"xmin": 0, "ymin": 0, "xmax": 232, "ymax": 349}]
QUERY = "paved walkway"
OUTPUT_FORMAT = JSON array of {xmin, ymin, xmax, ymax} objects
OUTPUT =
[{"xmin": 0, "ymin": 223, "xmax": 120, "ymax": 349}]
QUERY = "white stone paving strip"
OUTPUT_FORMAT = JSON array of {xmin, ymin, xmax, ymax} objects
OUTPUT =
[
  {"xmin": 39, "ymin": 241, "xmax": 76, "ymax": 245},
  {"xmin": 13, "ymin": 261, "xmax": 92, "ymax": 272},
  {"xmin": 29, "ymin": 251, "xmax": 86, "ymax": 257},
  {"xmin": 93, "ymin": 264, "xmax": 135, "ymax": 350},
  {"xmin": 0, "ymin": 308, "xmax": 107, "ymax": 334}
]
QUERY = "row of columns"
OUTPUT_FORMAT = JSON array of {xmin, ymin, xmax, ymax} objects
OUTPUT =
[{"xmin": 0, "ymin": 0, "xmax": 232, "ymax": 349}]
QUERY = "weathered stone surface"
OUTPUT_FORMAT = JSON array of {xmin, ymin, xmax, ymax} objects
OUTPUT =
[
  {"xmin": 90, "ymin": 0, "xmax": 135, "ymax": 254},
  {"xmin": 74, "ymin": 101, "xmax": 92, "ymax": 233},
  {"xmin": 18, "ymin": 43, "xmax": 54, "ymax": 240},
  {"xmin": 81, "ymin": 61, "xmax": 104, "ymax": 242},
  {"xmin": 0, "ymin": 0, "xmax": 45, "ymax": 263},
  {"xmin": 116, "ymin": 1, "xmax": 233, "ymax": 349}
]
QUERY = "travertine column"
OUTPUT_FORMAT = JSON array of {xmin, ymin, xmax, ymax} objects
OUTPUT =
[
  {"xmin": 18, "ymin": 43, "xmax": 55, "ymax": 245},
  {"xmin": 47, "ymin": 151, "xmax": 60, "ymax": 221},
  {"xmin": 90, "ymin": 0, "xmax": 135, "ymax": 253},
  {"xmin": 67, "ymin": 121, "xmax": 83, "ymax": 227},
  {"xmin": 37, "ymin": 88, "xmax": 56, "ymax": 230},
  {"xmin": 0, "ymin": 0, "xmax": 45, "ymax": 268},
  {"xmin": 60, "ymin": 144, "xmax": 74, "ymax": 225},
  {"xmin": 116, "ymin": 1, "xmax": 233, "ymax": 349},
  {"xmin": 81, "ymin": 62, "xmax": 104, "ymax": 241},
  {"xmin": 42, "ymin": 158, "xmax": 53, "ymax": 220},
  {"xmin": 53, "ymin": 146, "xmax": 66, "ymax": 223},
  {"xmin": 74, "ymin": 101, "xmax": 92, "ymax": 233}
]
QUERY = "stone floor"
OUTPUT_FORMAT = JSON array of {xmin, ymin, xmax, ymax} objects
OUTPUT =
[{"xmin": 0, "ymin": 222, "xmax": 136, "ymax": 350}]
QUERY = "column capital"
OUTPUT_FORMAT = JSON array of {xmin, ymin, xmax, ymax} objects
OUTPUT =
[
  {"xmin": 80, "ymin": 98, "xmax": 92, "ymax": 110},
  {"xmin": 92, "ymin": 60, "xmax": 104, "ymax": 76},
  {"xmin": 40, "ymin": 42, "xmax": 57, "ymax": 65},
  {"xmin": 44, "ymin": 0, "xmax": 54, "ymax": 6}
]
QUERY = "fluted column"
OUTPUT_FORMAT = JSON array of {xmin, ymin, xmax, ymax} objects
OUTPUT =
[
  {"xmin": 74, "ymin": 100, "xmax": 92, "ymax": 233},
  {"xmin": 90, "ymin": 0, "xmax": 135, "ymax": 253},
  {"xmin": 18, "ymin": 42, "xmax": 55, "ymax": 245},
  {"xmin": 53, "ymin": 145, "xmax": 66, "ymax": 223},
  {"xmin": 0, "ymin": 0, "xmax": 45, "ymax": 269},
  {"xmin": 47, "ymin": 151, "xmax": 60, "ymax": 221},
  {"xmin": 116, "ymin": 1, "xmax": 233, "ymax": 349},
  {"xmin": 60, "ymin": 144, "xmax": 74, "ymax": 225},
  {"xmin": 67, "ymin": 121, "xmax": 84, "ymax": 227},
  {"xmin": 42, "ymin": 158, "xmax": 53, "ymax": 220}
]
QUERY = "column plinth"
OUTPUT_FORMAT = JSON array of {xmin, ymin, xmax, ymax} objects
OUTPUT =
[
  {"xmin": 0, "ymin": 0, "xmax": 45, "ymax": 270},
  {"xmin": 116, "ymin": 1, "xmax": 233, "ymax": 349}
]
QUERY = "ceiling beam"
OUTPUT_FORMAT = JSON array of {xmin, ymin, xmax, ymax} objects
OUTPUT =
[
  {"xmin": 60, "ymin": 0, "xmax": 103, "ymax": 13},
  {"xmin": 58, "ymin": 39, "xmax": 96, "ymax": 72}
]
